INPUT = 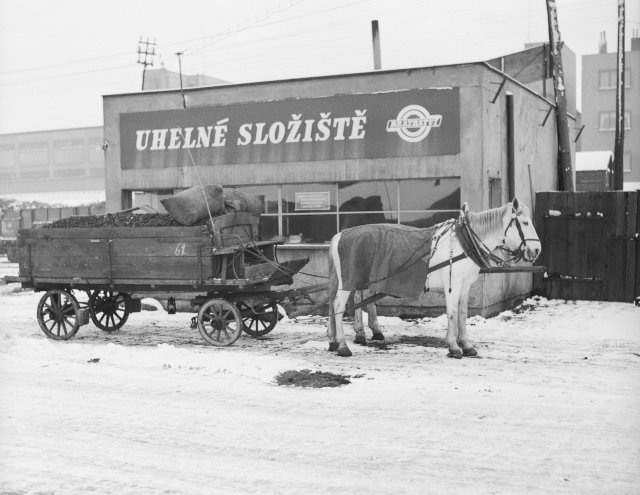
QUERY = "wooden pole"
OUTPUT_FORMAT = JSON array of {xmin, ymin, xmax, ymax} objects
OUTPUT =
[
  {"xmin": 545, "ymin": 0, "xmax": 575, "ymax": 192},
  {"xmin": 613, "ymin": 0, "xmax": 626, "ymax": 190}
]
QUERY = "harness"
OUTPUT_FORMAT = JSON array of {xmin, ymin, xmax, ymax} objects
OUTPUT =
[{"xmin": 347, "ymin": 210, "xmax": 535, "ymax": 311}]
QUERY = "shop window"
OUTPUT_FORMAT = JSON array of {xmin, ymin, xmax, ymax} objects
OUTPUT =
[
  {"xmin": 400, "ymin": 211, "xmax": 456, "ymax": 229},
  {"xmin": 234, "ymin": 185, "xmax": 278, "ymax": 215},
  {"xmin": 399, "ymin": 178, "xmax": 460, "ymax": 210},
  {"xmin": 338, "ymin": 180, "xmax": 397, "ymax": 230}
]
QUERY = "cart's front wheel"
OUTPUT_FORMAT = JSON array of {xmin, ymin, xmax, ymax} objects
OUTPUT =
[
  {"xmin": 239, "ymin": 301, "xmax": 279, "ymax": 337},
  {"xmin": 89, "ymin": 290, "xmax": 130, "ymax": 332},
  {"xmin": 36, "ymin": 289, "xmax": 81, "ymax": 340},
  {"xmin": 197, "ymin": 299, "xmax": 242, "ymax": 346}
]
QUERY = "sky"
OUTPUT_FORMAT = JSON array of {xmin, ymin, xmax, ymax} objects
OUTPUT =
[{"xmin": 0, "ymin": 0, "xmax": 639, "ymax": 135}]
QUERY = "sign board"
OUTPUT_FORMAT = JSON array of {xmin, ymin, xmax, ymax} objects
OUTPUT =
[
  {"xmin": 120, "ymin": 88, "xmax": 460, "ymax": 169},
  {"xmin": 294, "ymin": 192, "xmax": 331, "ymax": 211}
]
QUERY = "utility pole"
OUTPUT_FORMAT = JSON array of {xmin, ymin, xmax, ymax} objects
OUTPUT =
[
  {"xmin": 545, "ymin": 0, "xmax": 575, "ymax": 192},
  {"xmin": 137, "ymin": 37, "xmax": 156, "ymax": 91},
  {"xmin": 371, "ymin": 20, "xmax": 382, "ymax": 70},
  {"xmin": 175, "ymin": 51, "xmax": 187, "ymax": 109},
  {"xmin": 613, "ymin": 0, "xmax": 626, "ymax": 190}
]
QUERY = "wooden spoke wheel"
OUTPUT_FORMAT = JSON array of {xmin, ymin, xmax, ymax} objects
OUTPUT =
[
  {"xmin": 239, "ymin": 301, "xmax": 279, "ymax": 337},
  {"xmin": 36, "ymin": 289, "xmax": 81, "ymax": 340},
  {"xmin": 89, "ymin": 290, "xmax": 130, "ymax": 332},
  {"xmin": 197, "ymin": 299, "xmax": 242, "ymax": 346}
]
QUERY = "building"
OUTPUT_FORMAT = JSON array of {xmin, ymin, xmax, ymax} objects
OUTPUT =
[
  {"xmin": 486, "ymin": 42, "xmax": 577, "ymax": 117},
  {"xmin": 102, "ymin": 60, "xmax": 575, "ymax": 317},
  {"xmin": 0, "ymin": 126, "xmax": 106, "ymax": 205},
  {"xmin": 0, "ymin": 69, "xmax": 227, "ymax": 206},
  {"xmin": 142, "ymin": 67, "xmax": 229, "ymax": 91},
  {"xmin": 581, "ymin": 31, "xmax": 640, "ymax": 190}
]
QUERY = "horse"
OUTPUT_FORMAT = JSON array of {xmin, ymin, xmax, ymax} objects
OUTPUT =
[{"xmin": 326, "ymin": 198, "xmax": 541, "ymax": 358}]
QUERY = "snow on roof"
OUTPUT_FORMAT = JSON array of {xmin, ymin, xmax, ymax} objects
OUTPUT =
[{"xmin": 576, "ymin": 151, "xmax": 613, "ymax": 171}]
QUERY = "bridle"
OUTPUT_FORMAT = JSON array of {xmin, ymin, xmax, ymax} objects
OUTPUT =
[{"xmin": 498, "ymin": 211, "xmax": 539, "ymax": 262}]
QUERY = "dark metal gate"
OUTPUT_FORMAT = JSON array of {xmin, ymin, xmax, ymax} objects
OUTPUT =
[{"xmin": 533, "ymin": 191, "xmax": 639, "ymax": 302}]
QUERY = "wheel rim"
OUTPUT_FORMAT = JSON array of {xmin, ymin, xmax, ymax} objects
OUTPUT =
[
  {"xmin": 239, "ymin": 302, "xmax": 278, "ymax": 337},
  {"xmin": 37, "ymin": 289, "xmax": 81, "ymax": 340},
  {"xmin": 89, "ymin": 290, "xmax": 130, "ymax": 331},
  {"xmin": 197, "ymin": 299, "xmax": 242, "ymax": 346}
]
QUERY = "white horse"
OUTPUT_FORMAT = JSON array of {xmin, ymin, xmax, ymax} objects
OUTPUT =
[{"xmin": 327, "ymin": 199, "xmax": 541, "ymax": 358}]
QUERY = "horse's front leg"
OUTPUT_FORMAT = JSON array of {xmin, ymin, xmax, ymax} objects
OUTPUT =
[
  {"xmin": 456, "ymin": 284, "xmax": 478, "ymax": 357},
  {"xmin": 444, "ymin": 287, "xmax": 463, "ymax": 359},
  {"xmin": 333, "ymin": 290, "xmax": 353, "ymax": 357}
]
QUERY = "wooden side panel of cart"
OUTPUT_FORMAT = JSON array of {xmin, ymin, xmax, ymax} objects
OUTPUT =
[{"xmin": 18, "ymin": 226, "xmax": 215, "ymax": 284}]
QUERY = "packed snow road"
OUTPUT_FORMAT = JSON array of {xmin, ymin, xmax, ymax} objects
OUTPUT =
[{"xmin": 0, "ymin": 256, "xmax": 639, "ymax": 494}]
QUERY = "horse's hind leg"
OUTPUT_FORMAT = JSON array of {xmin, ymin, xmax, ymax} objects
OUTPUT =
[
  {"xmin": 367, "ymin": 297, "xmax": 384, "ymax": 341},
  {"xmin": 353, "ymin": 290, "xmax": 368, "ymax": 346},
  {"xmin": 334, "ymin": 290, "xmax": 353, "ymax": 357}
]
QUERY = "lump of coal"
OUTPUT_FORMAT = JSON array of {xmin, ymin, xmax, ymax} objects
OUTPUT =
[{"xmin": 276, "ymin": 369, "xmax": 351, "ymax": 388}]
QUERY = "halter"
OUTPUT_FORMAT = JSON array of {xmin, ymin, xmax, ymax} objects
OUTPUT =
[{"xmin": 498, "ymin": 211, "xmax": 538, "ymax": 263}]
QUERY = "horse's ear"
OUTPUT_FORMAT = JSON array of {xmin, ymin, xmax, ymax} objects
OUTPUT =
[
  {"xmin": 512, "ymin": 197, "xmax": 520, "ymax": 210},
  {"xmin": 461, "ymin": 202, "xmax": 470, "ymax": 216}
]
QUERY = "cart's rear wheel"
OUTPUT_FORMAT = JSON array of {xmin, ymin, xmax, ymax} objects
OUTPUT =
[
  {"xmin": 239, "ymin": 301, "xmax": 279, "ymax": 337},
  {"xmin": 36, "ymin": 289, "xmax": 81, "ymax": 340},
  {"xmin": 89, "ymin": 290, "xmax": 130, "ymax": 332},
  {"xmin": 198, "ymin": 299, "xmax": 242, "ymax": 346}
]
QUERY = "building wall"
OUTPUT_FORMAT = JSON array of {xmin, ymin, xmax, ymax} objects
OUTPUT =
[
  {"xmin": 0, "ymin": 127, "xmax": 106, "ymax": 202},
  {"xmin": 102, "ymin": 63, "xmax": 561, "ymax": 316},
  {"xmin": 581, "ymin": 45, "xmax": 640, "ymax": 187}
]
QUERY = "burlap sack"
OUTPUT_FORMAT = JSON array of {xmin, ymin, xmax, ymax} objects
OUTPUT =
[
  {"xmin": 161, "ymin": 185, "xmax": 225, "ymax": 225},
  {"xmin": 223, "ymin": 188, "xmax": 263, "ymax": 216}
]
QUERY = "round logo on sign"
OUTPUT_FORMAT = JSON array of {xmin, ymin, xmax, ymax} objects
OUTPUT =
[{"xmin": 386, "ymin": 105, "xmax": 443, "ymax": 143}]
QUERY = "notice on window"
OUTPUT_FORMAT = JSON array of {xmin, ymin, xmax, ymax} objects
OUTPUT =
[{"xmin": 295, "ymin": 191, "xmax": 331, "ymax": 211}]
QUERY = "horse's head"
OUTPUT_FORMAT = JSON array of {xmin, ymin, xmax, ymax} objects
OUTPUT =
[{"xmin": 501, "ymin": 198, "xmax": 541, "ymax": 262}]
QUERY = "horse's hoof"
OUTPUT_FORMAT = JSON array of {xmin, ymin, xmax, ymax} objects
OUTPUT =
[
  {"xmin": 337, "ymin": 347, "xmax": 353, "ymax": 357},
  {"xmin": 353, "ymin": 335, "xmax": 368, "ymax": 346},
  {"xmin": 447, "ymin": 349, "xmax": 463, "ymax": 359},
  {"xmin": 371, "ymin": 332, "xmax": 385, "ymax": 341},
  {"xmin": 463, "ymin": 347, "xmax": 478, "ymax": 357},
  {"xmin": 328, "ymin": 342, "xmax": 339, "ymax": 351}
]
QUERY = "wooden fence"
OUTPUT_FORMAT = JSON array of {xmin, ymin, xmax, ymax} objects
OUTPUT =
[{"xmin": 533, "ymin": 191, "xmax": 639, "ymax": 302}]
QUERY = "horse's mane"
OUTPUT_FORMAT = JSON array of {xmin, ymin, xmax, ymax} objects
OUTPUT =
[{"xmin": 467, "ymin": 203, "xmax": 510, "ymax": 238}]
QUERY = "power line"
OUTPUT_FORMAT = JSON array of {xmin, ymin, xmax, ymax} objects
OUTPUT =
[{"xmin": 137, "ymin": 38, "xmax": 157, "ymax": 90}]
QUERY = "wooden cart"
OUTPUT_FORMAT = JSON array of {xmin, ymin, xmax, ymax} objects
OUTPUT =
[{"xmin": 5, "ymin": 212, "xmax": 310, "ymax": 346}]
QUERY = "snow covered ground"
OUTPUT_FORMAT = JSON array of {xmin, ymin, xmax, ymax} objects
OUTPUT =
[{"xmin": 1, "ymin": 255, "xmax": 639, "ymax": 494}]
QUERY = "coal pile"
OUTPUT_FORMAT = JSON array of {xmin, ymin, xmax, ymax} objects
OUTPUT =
[{"xmin": 44, "ymin": 213, "xmax": 198, "ymax": 228}]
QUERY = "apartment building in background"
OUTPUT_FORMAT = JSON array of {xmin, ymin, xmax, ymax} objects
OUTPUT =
[{"xmin": 581, "ymin": 31, "xmax": 640, "ymax": 190}]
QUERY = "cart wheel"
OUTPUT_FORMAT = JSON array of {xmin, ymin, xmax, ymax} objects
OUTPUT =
[
  {"xmin": 197, "ymin": 299, "xmax": 242, "ymax": 346},
  {"xmin": 239, "ymin": 301, "xmax": 279, "ymax": 337},
  {"xmin": 36, "ymin": 289, "xmax": 81, "ymax": 340},
  {"xmin": 89, "ymin": 290, "xmax": 130, "ymax": 332}
]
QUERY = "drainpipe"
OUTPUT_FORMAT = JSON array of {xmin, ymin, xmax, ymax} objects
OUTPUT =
[{"xmin": 506, "ymin": 92, "xmax": 515, "ymax": 200}]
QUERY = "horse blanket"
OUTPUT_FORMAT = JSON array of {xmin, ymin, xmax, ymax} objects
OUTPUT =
[{"xmin": 337, "ymin": 224, "xmax": 437, "ymax": 298}]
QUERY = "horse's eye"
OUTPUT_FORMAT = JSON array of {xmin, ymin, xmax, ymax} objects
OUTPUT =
[{"xmin": 522, "ymin": 221, "xmax": 530, "ymax": 226}]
